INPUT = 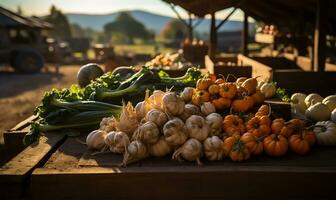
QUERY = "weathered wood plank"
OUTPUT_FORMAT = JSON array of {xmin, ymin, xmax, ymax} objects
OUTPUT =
[
  {"xmin": 31, "ymin": 165, "xmax": 336, "ymax": 200},
  {"xmin": 0, "ymin": 132, "xmax": 66, "ymax": 199}
]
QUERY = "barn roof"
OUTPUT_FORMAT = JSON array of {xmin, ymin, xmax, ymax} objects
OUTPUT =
[{"xmin": 0, "ymin": 6, "xmax": 52, "ymax": 29}]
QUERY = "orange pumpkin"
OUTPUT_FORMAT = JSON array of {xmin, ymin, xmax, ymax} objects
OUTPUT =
[
  {"xmin": 219, "ymin": 83, "xmax": 237, "ymax": 99},
  {"xmin": 289, "ymin": 134, "xmax": 311, "ymax": 155},
  {"xmin": 223, "ymin": 136, "xmax": 250, "ymax": 161},
  {"xmin": 255, "ymin": 104, "xmax": 270, "ymax": 118},
  {"xmin": 279, "ymin": 119, "xmax": 305, "ymax": 138},
  {"xmin": 289, "ymin": 119, "xmax": 305, "ymax": 130},
  {"xmin": 251, "ymin": 90, "xmax": 265, "ymax": 105},
  {"xmin": 212, "ymin": 97, "xmax": 231, "ymax": 110},
  {"xmin": 208, "ymin": 74, "xmax": 217, "ymax": 82},
  {"xmin": 208, "ymin": 84, "xmax": 220, "ymax": 95},
  {"xmin": 240, "ymin": 132, "xmax": 264, "ymax": 155},
  {"xmin": 191, "ymin": 90, "xmax": 210, "ymax": 105},
  {"xmin": 215, "ymin": 78, "xmax": 225, "ymax": 84},
  {"xmin": 196, "ymin": 78, "xmax": 213, "ymax": 90},
  {"xmin": 263, "ymin": 134, "xmax": 288, "ymax": 157},
  {"xmin": 271, "ymin": 118, "xmax": 285, "ymax": 134},
  {"xmin": 223, "ymin": 115, "xmax": 246, "ymax": 136},
  {"xmin": 246, "ymin": 116, "xmax": 271, "ymax": 137},
  {"xmin": 302, "ymin": 129, "xmax": 316, "ymax": 147},
  {"xmin": 231, "ymin": 96, "xmax": 254, "ymax": 113}
]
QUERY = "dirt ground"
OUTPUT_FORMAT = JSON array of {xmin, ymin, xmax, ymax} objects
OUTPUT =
[{"xmin": 0, "ymin": 65, "xmax": 80, "ymax": 165}]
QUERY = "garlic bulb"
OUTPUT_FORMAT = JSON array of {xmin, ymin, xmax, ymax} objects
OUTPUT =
[
  {"xmin": 186, "ymin": 115, "xmax": 210, "ymax": 141},
  {"xmin": 148, "ymin": 137, "xmax": 172, "ymax": 157},
  {"xmin": 203, "ymin": 136, "xmax": 224, "ymax": 161},
  {"xmin": 180, "ymin": 87, "xmax": 195, "ymax": 103},
  {"xmin": 148, "ymin": 90, "xmax": 165, "ymax": 110},
  {"xmin": 162, "ymin": 92, "xmax": 185, "ymax": 116},
  {"xmin": 104, "ymin": 131, "xmax": 130, "ymax": 154},
  {"xmin": 116, "ymin": 102, "xmax": 139, "ymax": 137},
  {"xmin": 135, "ymin": 101, "xmax": 147, "ymax": 121},
  {"xmin": 133, "ymin": 121, "xmax": 160, "ymax": 144},
  {"xmin": 145, "ymin": 109, "xmax": 168, "ymax": 127},
  {"xmin": 201, "ymin": 102, "xmax": 216, "ymax": 116},
  {"xmin": 121, "ymin": 140, "xmax": 148, "ymax": 166},
  {"xmin": 99, "ymin": 117, "xmax": 116, "ymax": 133},
  {"xmin": 86, "ymin": 130, "xmax": 107, "ymax": 150},
  {"xmin": 180, "ymin": 104, "xmax": 201, "ymax": 121},
  {"xmin": 172, "ymin": 138, "xmax": 203, "ymax": 165},
  {"xmin": 205, "ymin": 113, "xmax": 223, "ymax": 136},
  {"xmin": 163, "ymin": 117, "xmax": 188, "ymax": 146}
]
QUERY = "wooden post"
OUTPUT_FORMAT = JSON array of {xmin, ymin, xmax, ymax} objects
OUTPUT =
[
  {"xmin": 313, "ymin": 0, "xmax": 326, "ymax": 72},
  {"xmin": 188, "ymin": 12, "xmax": 193, "ymax": 40},
  {"xmin": 242, "ymin": 12, "xmax": 248, "ymax": 56},
  {"xmin": 209, "ymin": 12, "xmax": 217, "ymax": 61}
]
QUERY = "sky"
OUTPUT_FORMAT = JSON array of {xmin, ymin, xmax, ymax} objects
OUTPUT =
[{"xmin": 0, "ymin": 0, "xmax": 245, "ymax": 20}]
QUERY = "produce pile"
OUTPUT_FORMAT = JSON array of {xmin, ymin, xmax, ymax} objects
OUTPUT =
[
  {"xmin": 23, "ymin": 64, "xmax": 203, "ymax": 145},
  {"xmin": 84, "ymin": 75, "xmax": 336, "ymax": 166},
  {"xmin": 145, "ymin": 52, "xmax": 189, "ymax": 70}
]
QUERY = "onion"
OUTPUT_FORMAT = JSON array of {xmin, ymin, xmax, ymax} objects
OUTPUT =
[
  {"xmin": 104, "ymin": 131, "xmax": 130, "ymax": 154},
  {"xmin": 86, "ymin": 130, "xmax": 107, "ymax": 150},
  {"xmin": 133, "ymin": 121, "xmax": 160, "ymax": 144},
  {"xmin": 148, "ymin": 137, "xmax": 172, "ymax": 157},
  {"xmin": 201, "ymin": 102, "xmax": 216, "ymax": 116},
  {"xmin": 203, "ymin": 136, "xmax": 224, "ymax": 161},
  {"xmin": 145, "ymin": 109, "xmax": 168, "ymax": 127},
  {"xmin": 186, "ymin": 115, "xmax": 210, "ymax": 141},
  {"xmin": 121, "ymin": 140, "xmax": 148, "ymax": 167},
  {"xmin": 172, "ymin": 138, "xmax": 203, "ymax": 165},
  {"xmin": 205, "ymin": 113, "xmax": 223, "ymax": 136},
  {"xmin": 162, "ymin": 92, "xmax": 185, "ymax": 116},
  {"xmin": 180, "ymin": 104, "xmax": 201, "ymax": 121},
  {"xmin": 163, "ymin": 117, "xmax": 188, "ymax": 146}
]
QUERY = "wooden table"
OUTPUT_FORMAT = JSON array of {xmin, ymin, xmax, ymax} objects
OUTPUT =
[{"xmin": 1, "ymin": 102, "xmax": 335, "ymax": 200}]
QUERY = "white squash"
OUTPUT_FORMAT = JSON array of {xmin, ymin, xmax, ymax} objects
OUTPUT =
[
  {"xmin": 314, "ymin": 121, "xmax": 336, "ymax": 146},
  {"xmin": 305, "ymin": 93, "xmax": 323, "ymax": 107},
  {"xmin": 291, "ymin": 93, "xmax": 307, "ymax": 115},
  {"xmin": 305, "ymin": 102, "xmax": 331, "ymax": 121},
  {"xmin": 260, "ymin": 83, "xmax": 276, "ymax": 98},
  {"xmin": 256, "ymin": 80, "xmax": 266, "ymax": 90},
  {"xmin": 322, "ymin": 95, "xmax": 336, "ymax": 111},
  {"xmin": 331, "ymin": 109, "xmax": 336, "ymax": 123},
  {"xmin": 291, "ymin": 93, "xmax": 307, "ymax": 104}
]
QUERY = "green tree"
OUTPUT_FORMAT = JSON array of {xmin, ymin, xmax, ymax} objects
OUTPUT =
[
  {"xmin": 45, "ymin": 5, "xmax": 72, "ymax": 39},
  {"xmin": 70, "ymin": 23, "xmax": 85, "ymax": 38},
  {"xmin": 160, "ymin": 19, "xmax": 188, "ymax": 41},
  {"xmin": 104, "ymin": 12, "xmax": 151, "ymax": 44}
]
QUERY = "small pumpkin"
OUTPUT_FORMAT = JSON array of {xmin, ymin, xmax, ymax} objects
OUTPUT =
[
  {"xmin": 260, "ymin": 82, "xmax": 276, "ymax": 99},
  {"xmin": 223, "ymin": 135, "xmax": 250, "ymax": 162},
  {"xmin": 241, "ymin": 77, "xmax": 258, "ymax": 95},
  {"xmin": 215, "ymin": 78, "xmax": 225, "ymax": 84},
  {"xmin": 289, "ymin": 134, "xmax": 311, "ymax": 155},
  {"xmin": 301, "ymin": 129, "xmax": 316, "ymax": 147},
  {"xmin": 322, "ymin": 95, "xmax": 336, "ymax": 111},
  {"xmin": 251, "ymin": 90, "xmax": 265, "ymax": 105},
  {"xmin": 219, "ymin": 82, "xmax": 237, "ymax": 99},
  {"xmin": 305, "ymin": 93, "xmax": 323, "ymax": 107},
  {"xmin": 191, "ymin": 90, "xmax": 210, "ymax": 105},
  {"xmin": 231, "ymin": 96, "xmax": 254, "ymax": 113},
  {"xmin": 263, "ymin": 134, "xmax": 288, "ymax": 157},
  {"xmin": 208, "ymin": 84, "xmax": 220, "ymax": 95},
  {"xmin": 255, "ymin": 104, "xmax": 270, "ymax": 118},
  {"xmin": 212, "ymin": 97, "xmax": 231, "ymax": 110},
  {"xmin": 313, "ymin": 121, "xmax": 336, "ymax": 146},
  {"xmin": 291, "ymin": 93, "xmax": 307, "ymax": 115},
  {"xmin": 305, "ymin": 102, "xmax": 331, "ymax": 122},
  {"xmin": 196, "ymin": 78, "xmax": 213, "ymax": 90},
  {"xmin": 240, "ymin": 132, "xmax": 264, "ymax": 155},
  {"xmin": 246, "ymin": 116, "xmax": 271, "ymax": 137},
  {"xmin": 236, "ymin": 77, "xmax": 248, "ymax": 86},
  {"xmin": 207, "ymin": 74, "xmax": 217, "ymax": 82},
  {"xmin": 223, "ymin": 115, "xmax": 246, "ymax": 136},
  {"xmin": 278, "ymin": 119, "xmax": 305, "ymax": 138},
  {"xmin": 271, "ymin": 118, "xmax": 285, "ymax": 134}
]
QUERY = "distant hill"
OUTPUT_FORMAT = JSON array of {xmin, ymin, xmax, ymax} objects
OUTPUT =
[{"xmin": 65, "ymin": 10, "xmax": 255, "ymax": 35}]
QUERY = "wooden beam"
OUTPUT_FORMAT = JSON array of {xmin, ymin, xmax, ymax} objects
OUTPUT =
[
  {"xmin": 313, "ymin": 0, "xmax": 326, "ymax": 72},
  {"xmin": 215, "ymin": 7, "xmax": 238, "ymax": 30},
  {"xmin": 209, "ymin": 12, "xmax": 217, "ymax": 61},
  {"xmin": 242, "ymin": 12, "xmax": 248, "ymax": 56}
]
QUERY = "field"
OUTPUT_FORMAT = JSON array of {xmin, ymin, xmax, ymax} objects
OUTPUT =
[{"xmin": 0, "ymin": 65, "xmax": 80, "ymax": 165}]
